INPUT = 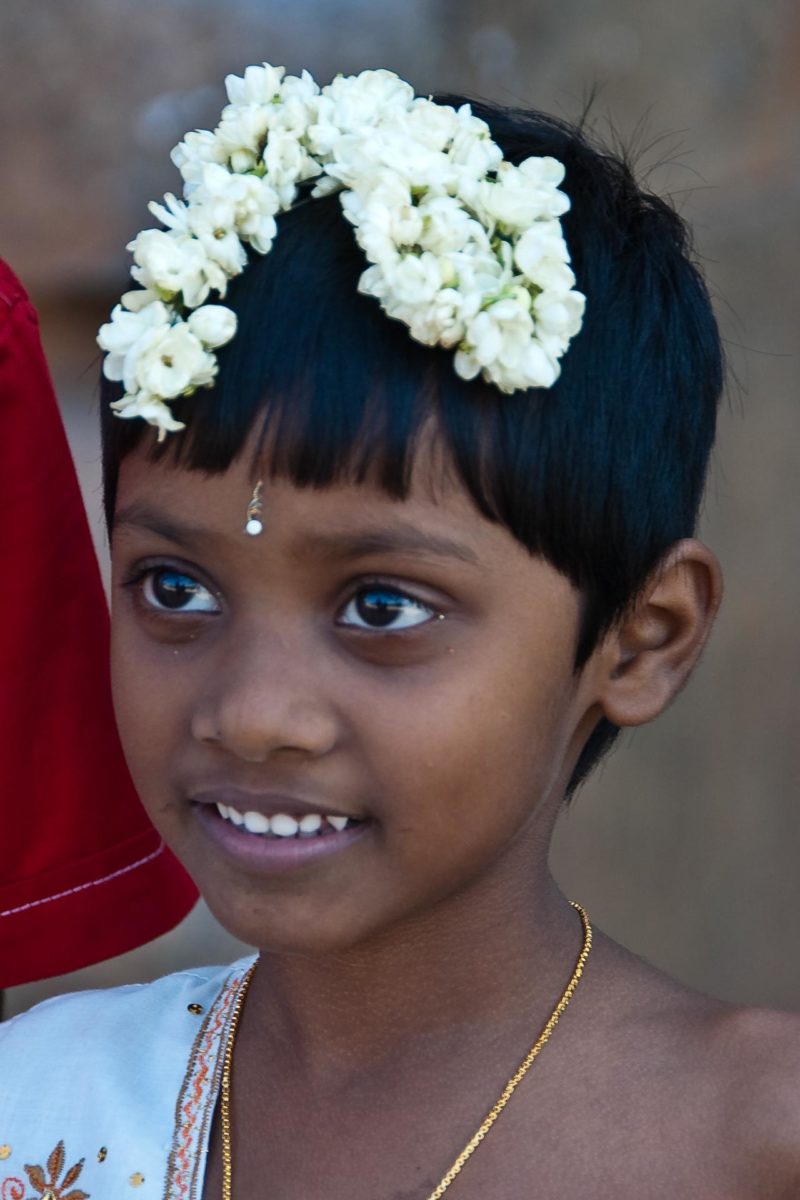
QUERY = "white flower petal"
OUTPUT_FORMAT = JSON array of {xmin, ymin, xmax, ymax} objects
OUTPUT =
[
  {"xmin": 187, "ymin": 305, "xmax": 238, "ymax": 348},
  {"xmin": 110, "ymin": 394, "xmax": 187, "ymax": 442}
]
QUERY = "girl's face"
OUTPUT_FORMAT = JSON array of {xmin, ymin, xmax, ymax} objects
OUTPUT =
[{"xmin": 110, "ymin": 437, "xmax": 595, "ymax": 952}]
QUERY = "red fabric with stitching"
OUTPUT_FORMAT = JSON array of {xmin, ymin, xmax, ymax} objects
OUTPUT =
[{"xmin": 0, "ymin": 260, "xmax": 197, "ymax": 987}]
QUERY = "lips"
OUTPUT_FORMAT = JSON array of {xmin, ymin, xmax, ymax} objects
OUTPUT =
[{"xmin": 190, "ymin": 787, "xmax": 371, "ymax": 871}]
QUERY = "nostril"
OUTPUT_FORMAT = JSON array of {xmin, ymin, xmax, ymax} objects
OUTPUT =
[{"xmin": 191, "ymin": 712, "xmax": 223, "ymax": 746}]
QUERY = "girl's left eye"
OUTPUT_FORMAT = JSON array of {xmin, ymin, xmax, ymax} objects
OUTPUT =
[
  {"xmin": 140, "ymin": 568, "xmax": 220, "ymax": 614},
  {"xmin": 338, "ymin": 586, "xmax": 438, "ymax": 631}
]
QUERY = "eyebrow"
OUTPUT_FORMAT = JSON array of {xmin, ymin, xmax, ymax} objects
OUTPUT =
[
  {"xmin": 113, "ymin": 504, "xmax": 211, "ymax": 548},
  {"xmin": 301, "ymin": 527, "xmax": 481, "ymax": 567},
  {"xmin": 113, "ymin": 503, "xmax": 482, "ymax": 567}
]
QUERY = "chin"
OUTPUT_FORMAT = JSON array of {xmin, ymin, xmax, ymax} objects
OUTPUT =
[{"xmin": 203, "ymin": 889, "xmax": 391, "ymax": 958}]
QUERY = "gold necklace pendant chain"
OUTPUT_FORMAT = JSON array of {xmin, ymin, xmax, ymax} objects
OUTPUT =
[
  {"xmin": 220, "ymin": 960, "xmax": 257, "ymax": 1200},
  {"xmin": 220, "ymin": 901, "xmax": 592, "ymax": 1200},
  {"xmin": 424, "ymin": 901, "xmax": 592, "ymax": 1199}
]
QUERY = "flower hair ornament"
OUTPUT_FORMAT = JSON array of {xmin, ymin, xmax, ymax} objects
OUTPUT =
[{"xmin": 98, "ymin": 64, "xmax": 586, "ymax": 443}]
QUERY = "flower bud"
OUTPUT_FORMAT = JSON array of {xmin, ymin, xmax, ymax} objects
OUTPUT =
[{"xmin": 187, "ymin": 305, "xmax": 238, "ymax": 348}]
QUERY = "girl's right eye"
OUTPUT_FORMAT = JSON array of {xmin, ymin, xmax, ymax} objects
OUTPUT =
[{"xmin": 140, "ymin": 568, "xmax": 220, "ymax": 614}]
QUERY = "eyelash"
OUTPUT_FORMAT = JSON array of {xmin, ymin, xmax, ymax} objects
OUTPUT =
[
  {"xmin": 122, "ymin": 563, "xmax": 444, "ymax": 633},
  {"xmin": 337, "ymin": 583, "xmax": 439, "ymax": 632},
  {"xmin": 122, "ymin": 564, "xmax": 221, "ymax": 616}
]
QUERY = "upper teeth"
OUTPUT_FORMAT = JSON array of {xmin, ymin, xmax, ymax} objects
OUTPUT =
[{"xmin": 215, "ymin": 804, "xmax": 358, "ymax": 837}]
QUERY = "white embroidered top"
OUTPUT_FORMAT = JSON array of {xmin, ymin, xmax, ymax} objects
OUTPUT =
[{"xmin": 0, "ymin": 956, "xmax": 257, "ymax": 1200}]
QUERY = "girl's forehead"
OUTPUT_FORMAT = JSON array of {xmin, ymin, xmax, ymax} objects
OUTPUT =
[{"xmin": 113, "ymin": 437, "xmax": 528, "ymax": 574}]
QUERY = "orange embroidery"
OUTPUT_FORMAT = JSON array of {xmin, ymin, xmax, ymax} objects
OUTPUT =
[
  {"xmin": 22, "ymin": 1142, "xmax": 88, "ymax": 1200},
  {"xmin": 164, "ymin": 970, "xmax": 247, "ymax": 1200},
  {"xmin": 1, "ymin": 1179, "xmax": 26, "ymax": 1200}
]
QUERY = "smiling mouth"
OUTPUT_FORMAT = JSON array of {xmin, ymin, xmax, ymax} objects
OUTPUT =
[{"xmin": 215, "ymin": 803, "xmax": 365, "ymax": 839}]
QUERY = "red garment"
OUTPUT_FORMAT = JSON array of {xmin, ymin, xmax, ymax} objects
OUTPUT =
[{"xmin": 0, "ymin": 260, "xmax": 197, "ymax": 987}]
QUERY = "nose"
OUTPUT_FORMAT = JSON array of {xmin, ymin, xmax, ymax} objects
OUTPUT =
[{"xmin": 191, "ymin": 629, "xmax": 340, "ymax": 764}]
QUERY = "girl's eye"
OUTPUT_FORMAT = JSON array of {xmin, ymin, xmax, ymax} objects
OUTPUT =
[
  {"xmin": 339, "ymin": 586, "xmax": 437, "ymax": 631},
  {"xmin": 140, "ymin": 568, "xmax": 220, "ymax": 614}
]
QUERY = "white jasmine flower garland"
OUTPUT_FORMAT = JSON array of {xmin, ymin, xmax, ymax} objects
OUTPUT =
[{"xmin": 98, "ymin": 64, "xmax": 586, "ymax": 441}]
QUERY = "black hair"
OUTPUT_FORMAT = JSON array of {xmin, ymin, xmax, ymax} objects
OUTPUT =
[{"xmin": 101, "ymin": 98, "xmax": 723, "ymax": 793}]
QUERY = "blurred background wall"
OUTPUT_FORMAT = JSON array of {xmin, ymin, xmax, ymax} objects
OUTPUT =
[{"xmin": 2, "ymin": 0, "xmax": 798, "ymax": 1016}]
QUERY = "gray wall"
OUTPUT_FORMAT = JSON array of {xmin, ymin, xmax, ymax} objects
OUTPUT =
[{"xmin": 3, "ymin": 0, "xmax": 798, "ymax": 1017}]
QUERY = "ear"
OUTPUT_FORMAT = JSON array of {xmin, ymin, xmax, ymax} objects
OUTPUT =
[{"xmin": 593, "ymin": 539, "xmax": 723, "ymax": 727}]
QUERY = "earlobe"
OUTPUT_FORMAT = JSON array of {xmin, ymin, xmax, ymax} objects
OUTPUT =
[{"xmin": 597, "ymin": 539, "xmax": 723, "ymax": 727}]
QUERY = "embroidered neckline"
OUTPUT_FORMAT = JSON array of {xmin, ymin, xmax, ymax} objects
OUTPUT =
[{"xmin": 163, "ymin": 960, "xmax": 256, "ymax": 1200}]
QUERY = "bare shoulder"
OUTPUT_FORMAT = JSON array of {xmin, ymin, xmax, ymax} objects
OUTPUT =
[
  {"xmin": 711, "ymin": 1004, "xmax": 800, "ymax": 1174},
  {"xmin": 586, "ymin": 936, "xmax": 800, "ymax": 1198},
  {"xmin": 655, "ymin": 985, "xmax": 800, "ymax": 1197}
]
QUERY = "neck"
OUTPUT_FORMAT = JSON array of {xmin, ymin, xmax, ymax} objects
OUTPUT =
[{"xmin": 242, "ymin": 857, "xmax": 583, "ymax": 1084}]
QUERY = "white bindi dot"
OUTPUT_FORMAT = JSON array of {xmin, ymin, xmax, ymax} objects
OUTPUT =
[{"xmin": 245, "ymin": 518, "xmax": 263, "ymax": 536}]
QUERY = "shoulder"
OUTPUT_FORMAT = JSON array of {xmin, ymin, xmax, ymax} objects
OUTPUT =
[
  {"xmin": 0, "ymin": 956, "xmax": 254, "ymax": 1124},
  {"xmin": 1, "ymin": 957, "xmax": 244, "ymax": 1045},
  {"xmin": 710, "ymin": 1004, "xmax": 800, "ymax": 1191},
  {"xmin": 0, "ymin": 957, "xmax": 254, "ymax": 1196},
  {"xmin": 0, "ymin": 259, "xmax": 27, "ymax": 309},
  {"xmin": 652, "ymin": 998, "xmax": 800, "ymax": 1198},
  {"xmin": 587, "ymin": 937, "xmax": 800, "ymax": 1197}
]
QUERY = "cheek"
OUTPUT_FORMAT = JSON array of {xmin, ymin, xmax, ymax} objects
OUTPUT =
[
  {"xmin": 357, "ymin": 632, "xmax": 576, "ymax": 850},
  {"xmin": 109, "ymin": 620, "xmax": 187, "ymax": 802}
]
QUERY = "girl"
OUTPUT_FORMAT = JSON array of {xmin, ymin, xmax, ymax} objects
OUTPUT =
[{"xmin": 1, "ymin": 64, "xmax": 798, "ymax": 1200}]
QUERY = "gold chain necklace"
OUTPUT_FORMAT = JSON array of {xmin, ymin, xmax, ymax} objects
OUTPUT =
[{"xmin": 220, "ymin": 901, "xmax": 592, "ymax": 1200}]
